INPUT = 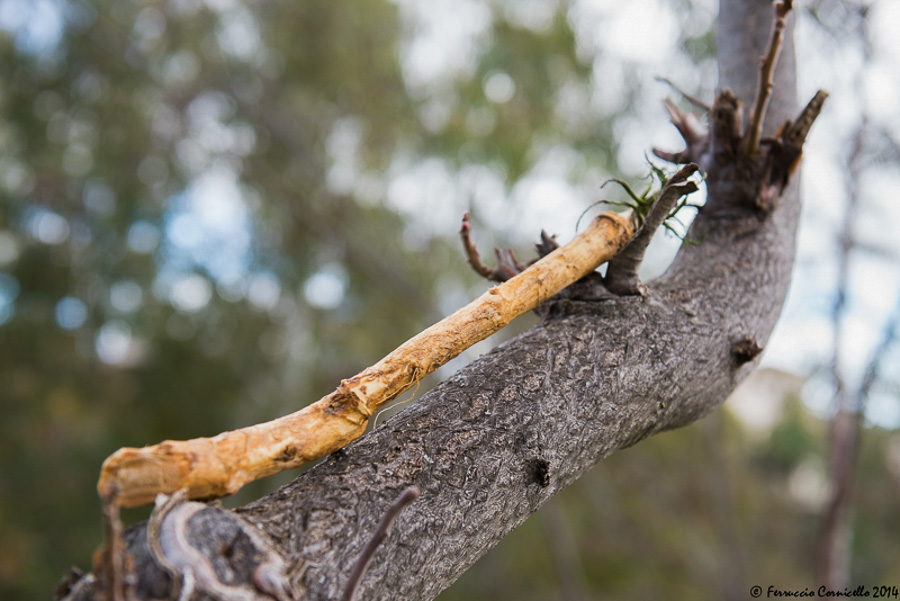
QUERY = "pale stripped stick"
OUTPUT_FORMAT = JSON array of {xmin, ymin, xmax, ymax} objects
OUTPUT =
[{"xmin": 98, "ymin": 212, "xmax": 634, "ymax": 508}]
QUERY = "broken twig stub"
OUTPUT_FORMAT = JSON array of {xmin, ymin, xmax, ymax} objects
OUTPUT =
[{"xmin": 98, "ymin": 212, "xmax": 634, "ymax": 507}]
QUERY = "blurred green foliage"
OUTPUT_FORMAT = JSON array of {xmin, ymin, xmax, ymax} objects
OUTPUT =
[{"xmin": 0, "ymin": 0, "xmax": 897, "ymax": 599}]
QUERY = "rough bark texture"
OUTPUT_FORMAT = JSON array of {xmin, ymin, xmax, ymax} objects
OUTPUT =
[{"xmin": 63, "ymin": 1, "xmax": 804, "ymax": 599}]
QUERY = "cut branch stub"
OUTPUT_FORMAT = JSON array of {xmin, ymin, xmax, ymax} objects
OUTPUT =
[
  {"xmin": 98, "ymin": 211, "xmax": 634, "ymax": 508},
  {"xmin": 732, "ymin": 335, "xmax": 764, "ymax": 364},
  {"xmin": 143, "ymin": 489, "xmax": 293, "ymax": 601},
  {"xmin": 604, "ymin": 163, "xmax": 700, "ymax": 296},
  {"xmin": 763, "ymin": 89, "xmax": 829, "ymax": 190}
]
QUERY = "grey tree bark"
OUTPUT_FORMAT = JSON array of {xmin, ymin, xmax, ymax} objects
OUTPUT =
[{"xmin": 63, "ymin": 0, "xmax": 804, "ymax": 599}]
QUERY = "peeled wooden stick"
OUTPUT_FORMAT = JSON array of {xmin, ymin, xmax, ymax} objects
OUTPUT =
[{"xmin": 98, "ymin": 212, "xmax": 634, "ymax": 508}]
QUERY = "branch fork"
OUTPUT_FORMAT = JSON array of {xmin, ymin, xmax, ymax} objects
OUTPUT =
[{"xmin": 654, "ymin": 0, "xmax": 826, "ymax": 215}]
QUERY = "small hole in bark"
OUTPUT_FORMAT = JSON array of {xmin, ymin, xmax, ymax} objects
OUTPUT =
[{"xmin": 528, "ymin": 458, "xmax": 550, "ymax": 488}]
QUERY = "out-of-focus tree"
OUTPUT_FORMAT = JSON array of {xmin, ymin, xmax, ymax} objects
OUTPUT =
[{"xmin": 796, "ymin": 0, "xmax": 900, "ymax": 587}]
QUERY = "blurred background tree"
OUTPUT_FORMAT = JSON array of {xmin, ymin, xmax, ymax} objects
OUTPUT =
[{"xmin": 0, "ymin": 0, "xmax": 897, "ymax": 599}]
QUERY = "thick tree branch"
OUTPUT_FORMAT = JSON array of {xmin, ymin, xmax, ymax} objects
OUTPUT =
[{"xmin": 61, "ymin": 1, "xmax": 819, "ymax": 599}]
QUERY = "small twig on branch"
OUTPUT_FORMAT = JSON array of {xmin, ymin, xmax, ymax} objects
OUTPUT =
[
  {"xmin": 604, "ymin": 164, "xmax": 700, "ymax": 296},
  {"xmin": 744, "ymin": 0, "xmax": 794, "ymax": 157},
  {"xmin": 98, "ymin": 211, "xmax": 634, "ymax": 508},
  {"xmin": 654, "ymin": 98, "xmax": 710, "ymax": 165},
  {"xmin": 654, "ymin": 76, "xmax": 711, "ymax": 113},
  {"xmin": 459, "ymin": 212, "xmax": 525, "ymax": 282},
  {"xmin": 651, "ymin": 80, "xmax": 710, "ymax": 162},
  {"xmin": 95, "ymin": 488, "xmax": 132, "ymax": 601},
  {"xmin": 460, "ymin": 212, "xmax": 500, "ymax": 281},
  {"xmin": 341, "ymin": 487, "xmax": 420, "ymax": 601}
]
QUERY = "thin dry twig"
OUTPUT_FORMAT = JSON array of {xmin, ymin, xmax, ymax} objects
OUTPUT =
[
  {"xmin": 744, "ymin": 0, "xmax": 794, "ymax": 156},
  {"xmin": 96, "ymin": 488, "xmax": 132, "ymax": 601},
  {"xmin": 341, "ymin": 487, "xmax": 420, "ymax": 601},
  {"xmin": 459, "ymin": 212, "xmax": 499, "ymax": 280},
  {"xmin": 654, "ymin": 76, "xmax": 711, "ymax": 113},
  {"xmin": 99, "ymin": 212, "xmax": 634, "ymax": 508},
  {"xmin": 653, "ymin": 99, "xmax": 710, "ymax": 165},
  {"xmin": 459, "ymin": 212, "xmax": 526, "ymax": 281}
]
